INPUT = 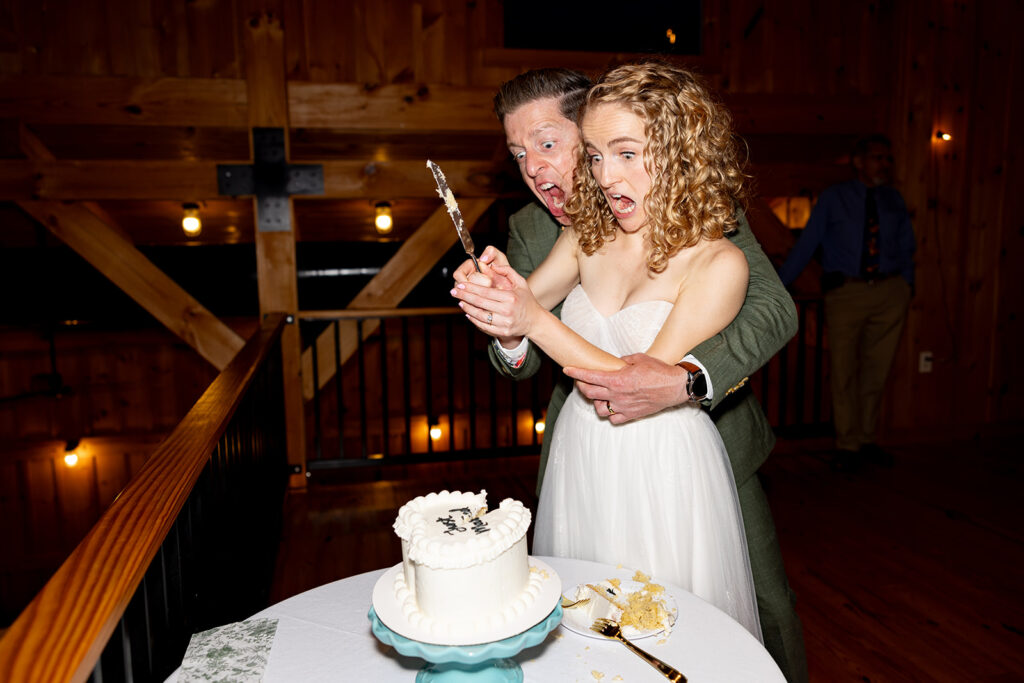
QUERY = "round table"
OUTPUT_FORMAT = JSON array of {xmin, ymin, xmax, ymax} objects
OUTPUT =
[{"xmin": 170, "ymin": 556, "xmax": 784, "ymax": 682}]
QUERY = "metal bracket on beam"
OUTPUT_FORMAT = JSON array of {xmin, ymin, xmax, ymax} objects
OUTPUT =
[{"xmin": 216, "ymin": 127, "xmax": 324, "ymax": 232}]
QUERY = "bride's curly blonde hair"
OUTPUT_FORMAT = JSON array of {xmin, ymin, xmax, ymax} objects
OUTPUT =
[{"xmin": 565, "ymin": 61, "xmax": 749, "ymax": 273}]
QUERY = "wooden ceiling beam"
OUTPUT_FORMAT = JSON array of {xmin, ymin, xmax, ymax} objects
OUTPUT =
[
  {"xmin": 17, "ymin": 200, "xmax": 245, "ymax": 369},
  {"xmin": 0, "ymin": 159, "xmax": 848, "ymax": 201},
  {"xmin": 0, "ymin": 76, "xmax": 248, "ymax": 127},
  {"xmin": 301, "ymin": 199, "xmax": 495, "ymax": 400},
  {"xmin": 1, "ymin": 75, "xmax": 884, "ymax": 135},
  {"xmin": 15, "ymin": 125, "xmax": 245, "ymax": 370}
]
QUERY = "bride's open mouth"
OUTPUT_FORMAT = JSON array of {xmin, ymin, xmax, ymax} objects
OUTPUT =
[{"xmin": 608, "ymin": 193, "xmax": 637, "ymax": 219}]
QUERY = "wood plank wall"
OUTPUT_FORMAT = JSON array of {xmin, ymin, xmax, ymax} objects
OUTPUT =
[
  {"xmin": 0, "ymin": 435, "xmax": 161, "ymax": 624},
  {"xmin": 0, "ymin": 0, "xmax": 1019, "ymax": 441},
  {"xmin": 0, "ymin": 325, "xmax": 251, "ymax": 441}
]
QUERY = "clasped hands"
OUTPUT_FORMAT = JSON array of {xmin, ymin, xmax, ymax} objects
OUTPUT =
[
  {"xmin": 451, "ymin": 247, "xmax": 692, "ymax": 424},
  {"xmin": 450, "ymin": 246, "xmax": 538, "ymax": 346}
]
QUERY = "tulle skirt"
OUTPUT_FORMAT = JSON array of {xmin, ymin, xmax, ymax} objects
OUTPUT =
[{"xmin": 534, "ymin": 389, "xmax": 763, "ymax": 642}]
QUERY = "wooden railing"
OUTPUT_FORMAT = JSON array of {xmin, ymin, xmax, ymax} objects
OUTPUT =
[
  {"xmin": 300, "ymin": 307, "xmax": 557, "ymax": 470},
  {"xmin": 0, "ymin": 314, "xmax": 289, "ymax": 683},
  {"xmin": 301, "ymin": 296, "xmax": 831, "ymax": 471}
]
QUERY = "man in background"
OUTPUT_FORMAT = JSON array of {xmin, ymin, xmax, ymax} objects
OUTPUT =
[{"xmin": 778, "ymin": 134, "xmax": 916, "ymax": 471}]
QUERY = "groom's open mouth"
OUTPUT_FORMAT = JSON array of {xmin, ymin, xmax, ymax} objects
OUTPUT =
[
  {"xmin": 608, "ymin": 193, "xmax": 637, "ymax": 220},
  {"xmin": 537, "ymin": 181, "xmax": 566, "ymax": 217}
]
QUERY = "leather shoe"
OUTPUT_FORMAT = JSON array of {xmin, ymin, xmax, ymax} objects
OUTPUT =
[
  {"xmin": 859, "ymin": 443, "xmax": 894, "ymax": 468},
  {"xmin": 829, "ymin": 449, "xmax": 862, "ymax": 473}
]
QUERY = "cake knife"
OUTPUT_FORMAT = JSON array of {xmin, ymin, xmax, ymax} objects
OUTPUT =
[{"xmin": 426, "ymin": 159, "xmax": 481, "ymax": 272}]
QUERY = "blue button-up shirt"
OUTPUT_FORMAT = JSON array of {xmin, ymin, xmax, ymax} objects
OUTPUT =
[{"xmin": 778, "ymin": 179, "xmax": 916, "ymax": 287}]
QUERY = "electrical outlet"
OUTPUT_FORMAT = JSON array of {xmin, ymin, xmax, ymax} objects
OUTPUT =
[{"xmin": 918, "ymin": 351, "xmax": 933, "ymax": 373}]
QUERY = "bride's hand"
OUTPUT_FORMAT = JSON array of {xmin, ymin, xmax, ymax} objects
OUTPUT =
[
  {"xmin": 451, "ymin": 264, "xmax": 539, "ymax": 339},
  {"xmin": 452, "ymin": 247, "xmax": 514, "ymax": 290}
]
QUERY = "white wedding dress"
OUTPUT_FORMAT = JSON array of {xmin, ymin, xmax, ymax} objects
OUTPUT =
[{"xmin": 533, "ymin": 284, "xmax": 763, "ymax": 641}]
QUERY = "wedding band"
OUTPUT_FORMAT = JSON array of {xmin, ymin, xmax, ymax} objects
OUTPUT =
[
  {"xmin": 606, "ymin": 401, "xmax": 615, "ymax": 415},
  {"xmin": 486, "ymin": 312, "xmax": 493, "ymax": 324}
]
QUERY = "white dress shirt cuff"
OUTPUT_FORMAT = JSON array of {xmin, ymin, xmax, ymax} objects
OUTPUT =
[
  {"xmin": 494, "ymin": 337, "xmax": 530, "ymax": 368},
  {"xmin": 681, "ymin": 354, "xmax": 715, "ymax": 401}
]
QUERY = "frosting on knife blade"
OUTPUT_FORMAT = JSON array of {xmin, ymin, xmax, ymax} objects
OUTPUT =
[{"xmin": 426, "ymin": 159, "xmax": 475, "ymax": 254}]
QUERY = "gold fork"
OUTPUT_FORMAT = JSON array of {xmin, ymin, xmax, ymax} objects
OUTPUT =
[
  {"xmin": 560, "ymin": 596, "xmax": 592, "ymax": 609},
  {"xmin": 590, "ymin": 617, "xmax": 686, "ymax": 682}
]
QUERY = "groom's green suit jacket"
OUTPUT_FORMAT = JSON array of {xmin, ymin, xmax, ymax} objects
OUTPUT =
[{"xmin": 486, "ymin": 202, "xmax": 798, "ymax": 491}]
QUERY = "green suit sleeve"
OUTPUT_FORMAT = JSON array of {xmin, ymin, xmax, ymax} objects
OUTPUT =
[
  {"xmin": 485, "ymin": 207, "xmax": 551, "ymax": 381},
  {"xmin": 691, "ymin": 210, "xmax": 798, "ymax": 412}
]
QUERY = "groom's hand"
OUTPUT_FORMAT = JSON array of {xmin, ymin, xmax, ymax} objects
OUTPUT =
[{"xmin": 564, "ymin": 354, "xmax": 690, "ymax": 424}]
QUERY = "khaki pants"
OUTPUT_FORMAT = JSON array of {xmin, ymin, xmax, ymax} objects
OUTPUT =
[{"xmin": 824, "ymin": 277, "xmax": 911, "ymax": 451}]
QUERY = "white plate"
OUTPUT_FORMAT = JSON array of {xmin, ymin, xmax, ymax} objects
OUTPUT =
[{"xmin": 560, "ymin": 580, "xmax": 678, "ymax": 640}]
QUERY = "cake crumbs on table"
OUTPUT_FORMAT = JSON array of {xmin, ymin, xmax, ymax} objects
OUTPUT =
[
  {"xmin": 590, "ymin": 671, "xmax": 604, "ymax": 681},
  {"xmin": 529, "ymin": 565, "xmax": 550, "ymax": 579}
]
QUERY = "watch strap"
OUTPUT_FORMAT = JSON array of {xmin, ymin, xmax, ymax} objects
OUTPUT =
[{"xmin": 677, "ymin": 361, "xmax": 708, "ymax": 402}]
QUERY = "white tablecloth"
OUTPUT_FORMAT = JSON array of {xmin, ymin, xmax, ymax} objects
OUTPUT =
[{"xmin": 170, "ymin": 556, "xmax": 784, "ymax": 682}]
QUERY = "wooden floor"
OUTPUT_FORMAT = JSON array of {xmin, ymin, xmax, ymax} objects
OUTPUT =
[{"xmin": 271, "ymin": 436, "xmax": 1024, "ymax": 682}]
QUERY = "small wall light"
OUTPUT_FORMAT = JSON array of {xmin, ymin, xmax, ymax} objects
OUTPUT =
[
  {"xmin": 935, "ymin": 131, "xmax": 952, "ymax": 141},
  {"xmin": 666, "ymin": 28, "xmax": 677, "ymax": 45},
  {"xmin": 181, "ymin": 203, "xmax": 202, "ymax": 236},
  {"xmin": 375, "ymin": 202, "xmax": 393, "ymax": 234},
  {"xmin": 429, "ymin": 423, "xmax": 442, "ymax": 441},
  {"xmin": 64, "ymin": 438, "xmax": 80, "ymax": 467},
  {"xmin": 534, "ymin": 420, "xmax": 546, "ymax": 435}
]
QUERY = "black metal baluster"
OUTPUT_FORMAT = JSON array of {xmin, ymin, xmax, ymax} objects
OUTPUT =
[
  {"xmin": 333, "ymin": 321, "xmax": 345, "ymax": 460},
  {"xmin": 311, "ymin": 323, "xmax": 322, "ymax": 463},
  {"xmin": 489, "ymin": 346, "xmax": 498, "ymax": 449},
  {"xmin": 446, "ymin": 317, "xmax": 455, "ymax": 452},
  {"xmin": 380, "ymin": 318, "xmax": 390, "ymax": 458},
  {"xmin": 510, "ymin": 372, "xmax": 519, "ymax": 448},
  {"xmin": 425, "ymin": 317, "xmax": 434, "ymax": 454},
  {"xmin": 467, "ymin": 324, "xmax": 477, "ymax": 450},
  {"xmin": 357, "ymin": 319, "xmax": 368, "ymax": 459},
  {"xmin": 402, "ymin": 318, "xmax": 412, "ymax": 455},
  {"xmin": 531, "ymin": 360, "xmax": 541, "ymax": 446}
]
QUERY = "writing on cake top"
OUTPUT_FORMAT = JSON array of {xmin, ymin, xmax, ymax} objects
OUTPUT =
[{"xmin": 436, "ymin": 506, "xmax": 490, "ymax": 536}]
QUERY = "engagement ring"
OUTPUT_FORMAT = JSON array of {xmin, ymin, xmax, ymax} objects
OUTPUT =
[
  {"xmin": 486, "ymin": 312, "xmax": 493, "ymax": 324},
  {"xmin": 606, "ymin": 401, "xmax": 615, "ymax": 415}
]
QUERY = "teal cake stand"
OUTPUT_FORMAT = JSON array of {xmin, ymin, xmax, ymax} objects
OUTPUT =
[{"xmin": 368, "ymin": 603, "xmax": 562, "ymax": 682}]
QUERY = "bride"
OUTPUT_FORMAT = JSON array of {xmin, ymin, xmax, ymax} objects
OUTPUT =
[{"xmin": 452, "ymin": 61, "xmax": 761, "ymax": 640}]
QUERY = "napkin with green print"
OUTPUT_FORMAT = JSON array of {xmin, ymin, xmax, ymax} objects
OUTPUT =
[{"xmin": 180, "ymin": 618, "xmax": 279, "ymax": 682}]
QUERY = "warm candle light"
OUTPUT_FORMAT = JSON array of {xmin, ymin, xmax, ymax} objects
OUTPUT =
[
  {"xmin": 429, "ymin": 424, "xmax": 442, "ymax": 441},
  {"xmin": 534, "ymin": 420, "xmax": 545, "ymax": 434},
  {"xmin": 935, "ymin": 130, "xmax": 952, "ymax": 141},
  {"xmin": 64, "ymin": 453, "xmax": 79, "ymax": 467}
]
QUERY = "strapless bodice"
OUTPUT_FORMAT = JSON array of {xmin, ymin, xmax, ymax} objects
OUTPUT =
[{"xmin": 560, "ymin": 284, "xmax": 673, "ymax": 356}]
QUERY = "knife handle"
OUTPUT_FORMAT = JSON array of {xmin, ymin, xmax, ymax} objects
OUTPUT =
[{"xmin": 470, "ymin": 253, "xmax": 481, "ymax": 273}]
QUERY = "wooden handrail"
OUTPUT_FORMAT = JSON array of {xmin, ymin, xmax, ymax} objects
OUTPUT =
[
  {"xmin": 0, "ymin": 313, "xmax": 288, "ymax": 683},
  {"xmin": 298, "ymin": 306, "xmax": 462, "ymax": 320}
]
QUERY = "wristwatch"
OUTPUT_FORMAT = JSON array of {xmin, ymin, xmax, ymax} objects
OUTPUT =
[{"xmin": 677, "ymin": 361, "xmax": 709, "ymax": 402}]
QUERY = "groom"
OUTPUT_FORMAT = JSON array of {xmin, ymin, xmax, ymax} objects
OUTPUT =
[{"xmin": 457, "ymin": 68, "xmax": 807, "ymax": 682}]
